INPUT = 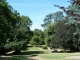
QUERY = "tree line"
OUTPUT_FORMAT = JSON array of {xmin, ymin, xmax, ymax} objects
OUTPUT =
[
  {"xmin": 0, "ymin": 0, "xmax": 80, "ymax": 55},
  {"xmin": 0, "ymin": 0, "xmax": 32, "ymax": 54},
  {"xmin": 41, "ymin": 0, "xmax": 80, "ymax": 52}
]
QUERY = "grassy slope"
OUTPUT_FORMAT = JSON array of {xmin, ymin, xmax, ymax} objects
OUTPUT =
[{"xmin": 27, "ymin": 46, "xmax": 80, "ymax": 60}]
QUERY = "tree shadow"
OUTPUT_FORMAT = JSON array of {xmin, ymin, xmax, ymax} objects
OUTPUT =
[
  {"xmin": 21, "ymin": 51, "xmax": 44, "ymax": 55},
  {"xmin": 0, "ymin": 56, "xmax": 11, "ymax": 60},
  {"xmin": 5, "ymin": 50, "xmax": 44, "ymax": 55},
  {"xmin": 1, "ymin": 50, "xmax": 44, "ymax": 60}
]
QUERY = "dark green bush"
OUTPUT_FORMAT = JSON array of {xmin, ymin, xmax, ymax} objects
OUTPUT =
[
  {"xmin": 42, "ymin": 45, "xmax": 47, "ymax": 49},
  {"xmin": 10, "ymin": 55, "xmax": 29, "ymax": 60}
]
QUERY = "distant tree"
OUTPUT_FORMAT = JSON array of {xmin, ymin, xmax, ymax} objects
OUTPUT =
[
  {"xmin": 53, "ymin": 11, "xmax": 64, "ymax": 22},
  {"xmin": 45, "ymin": 23, "xmax": 56, "ymax": 47},
  {"xmin": 30, "ymin": 29, "xmax": 44, "ymax": 45},
  {"xmin": 30, "ymin": 35, "xmax": 41, "ymax": 46},
  {"xmin": 41, "ymin": 13, "xmax": 54, "ymax": 29}
]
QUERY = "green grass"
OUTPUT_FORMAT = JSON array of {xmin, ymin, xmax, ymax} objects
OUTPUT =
[
  {"xmin": 38, "ymin": 53, "xmax": 72, "ymax": 59},
  {"xmin": 27, "ymin": 46, "xmax": 51, "ymax": 53},
  {"xmin": 38, "ymin": 53, "xmax": 80, "ymax": 60},
  {"xmin": 27, "ymin": 46, "xmax": 80, "ymax": 60},
  {"xmin": 10, "ymin": 55, "xmax": 29, "ymax": 60},
  {"xmin": 27, "ymin": 46, "xmax": 40, "ymax": 51}
]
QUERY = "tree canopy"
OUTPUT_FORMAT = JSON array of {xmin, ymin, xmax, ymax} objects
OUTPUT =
[{"xmin": 0, "ymin": 0, "xmax": 32, "ymax": 54}]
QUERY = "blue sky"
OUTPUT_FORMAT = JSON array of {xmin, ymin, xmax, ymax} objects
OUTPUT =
[{"xmin": 6, "ymin": 0, "xmax": 70, "ymax": 30}]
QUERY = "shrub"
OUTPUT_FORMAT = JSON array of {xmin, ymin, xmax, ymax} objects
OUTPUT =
[
  {"xmin": 42, "ymin": 45, "xmax": 47, "ymax": 49},
  {"xmin": 10, "ymin": 55, "xmax": 29, "ymax": 60}
]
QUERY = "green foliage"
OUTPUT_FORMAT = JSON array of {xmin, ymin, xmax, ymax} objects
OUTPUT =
[
  {"xmin": 20, "ymin": 16, "xmax": 32, "ymax": 27},
  {"xmin": 0, "ymin": 0, "xmax": 32, "ymax": 54},
  {"xmin": 41, "ymin": 0, "xmax": 80, "ymax": 52},
  {"xmin": 34, "ymin": 29, "xmax": 43, "ymax": 36},
  {"xmin": 30, "ymin": 35, "xmax": 41, "ymax": 45},
  {"xmin": 53, "ymin": 20, "xmax": 68, "ymax": 48},
  {"xmin": 10, "ymin": 55, "xmax": 29, "ymax": 60},
  {"xmin": 0, "ymin": 0, "xmax": 21, "ymax": 53},
  {"xmin": 45, "ymin": 23, "xmax": 56, "ymax": 47},
  {"xmin": 42, "ymin": 45, "xmax": 47, "ymax": 49},
  {"xmin": 30, "ymin": 29, "xmax": 44, "ymax": 45},
  {"xmin": 41, "ymin": 13, "xmax": 54, "ymax": 29},
  {"xmin": 53, "ymin": 11, "xmax": 64, "ymax": 22},
  {"xmin": 53, "ymin": 0, "xmax": 80, "ymax": 51}
]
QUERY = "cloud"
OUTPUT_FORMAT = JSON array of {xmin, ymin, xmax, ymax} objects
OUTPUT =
[{"xmin": 10, "ymin": 3, "xmax": 53, "ymax": 7}]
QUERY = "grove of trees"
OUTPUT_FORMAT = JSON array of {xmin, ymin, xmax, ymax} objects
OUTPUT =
[
  {"xmin": 0, "ymin": 0, "xmax": 80, "ymax": 55},
  {"xmin": 0, "ymin": 0, "xmax": 32, "ymax": 54},
  {"xmin": 41, "ymin": 0, "xmax": 80, "ymax": 52}
]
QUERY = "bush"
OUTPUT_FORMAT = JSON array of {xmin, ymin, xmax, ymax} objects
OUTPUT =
[
  {"xmin": 42, "ymin": 45, "xmax": 47, "ymax": 49},
  {"xmin": 10, "ymin": 55, "xmax": 29, "ymax": 60}
]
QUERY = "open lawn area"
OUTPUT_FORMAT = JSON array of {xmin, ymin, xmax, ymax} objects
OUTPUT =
[
  {"xmin": 26, "ymin": 46, "xmax": 80, "ymax": 60},
  {"xmin": 0, "ymin": 46, "xmax": 80, "ymax": 60}
]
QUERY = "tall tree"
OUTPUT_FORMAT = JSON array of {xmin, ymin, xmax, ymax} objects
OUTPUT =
[
  {"xmin": 0, "ymin": 0, "xmax": 33, "ymax": 54},
  {"xmin": 0, "ymin": 0, "xmax": 21, "ymax": 54},
  {"xmin": 41, "ymin": 13, "xmax": 54, "ymax": 29},
  {"xmin": 54, "ymin": 0, "xmax": 80, "ymax": 51},
  {"xmin": 5, "ymin": 15, "xmax": 32, "ymax": 53},
  {"xmin": 53, "ymin": 11, "xmax": 64, "ymax": 22},
  {"xmin": 45, "ymin": 23, "xmax": 56, "ymax": 47}
]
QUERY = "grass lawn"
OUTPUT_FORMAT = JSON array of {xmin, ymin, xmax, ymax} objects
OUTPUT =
[
  {"xmin": 1, "ymin": 46, "xmax": 80, "ymax": 60},
  {"xmin": 10, "ymin": 55, "xmax": 29, "ymax": 60},
  {"xmin": 27, "ymin": 46, "xmax": 80, "ymax": 60},
  {"xmin": 38, "ymin": 53, "xmax": 80, "ymax": 60}
]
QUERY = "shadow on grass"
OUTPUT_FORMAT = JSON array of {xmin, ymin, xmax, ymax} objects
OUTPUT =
[
  {"xmin": 0, "ymin": 56, "xmax": 11, "ymax": 60},
  {"xmin": 0, "ymin": 50, "xmax": 44, "ymax": 60},
  {"xmin": 5, "ymin": 50, "xmax": 44, "ymax": 55},
  {"xmin": 21, "ymin": 51, "xmax": 44, "ymax": 55},
  {"xmin": 0, "ymin": 46, "xmax": 44, "ymax": 60}
]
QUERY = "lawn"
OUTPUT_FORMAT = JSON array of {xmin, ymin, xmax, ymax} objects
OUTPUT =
[
  {"xmin": 27, "ymin": 46, "xmax": 80, "ymax": 60},
  {"xmin": 38, "ymin": 53, "xmax": 80, "ymax": 60},
  {"xmin": 10, "ymin": 55, "xmax": 29, "ymax": 60},
  {"xmin": 1, "ymin": 46, "xmax": 80, "ymax": 60}
]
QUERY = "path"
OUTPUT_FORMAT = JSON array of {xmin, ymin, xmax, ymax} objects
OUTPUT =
[{"xmin": 25, "ymin": 55, "xmax": 47, "ymax": 60}]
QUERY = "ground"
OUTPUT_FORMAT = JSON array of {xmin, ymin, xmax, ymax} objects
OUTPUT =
[{"xmin": 0, "ymin": 47, "xmax": 80, "ymax": 60}]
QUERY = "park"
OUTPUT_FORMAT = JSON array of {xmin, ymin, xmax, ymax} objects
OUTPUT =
[{"xmin": 0, "ymin": 0, "xmax": 80, "ymax": 60}]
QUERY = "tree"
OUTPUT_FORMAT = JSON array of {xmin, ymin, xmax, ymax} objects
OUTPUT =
[
  {"xmin": 0, "ymin": 0, "xmax": 33, "ymax": 54},
  {"xmin": 41, "ymin": 13, "xmax": 54, "ymax": 29},
  {"xmin": 53, "ymin": 11, "xmax": 64, "ymax": 22},
  {"xmin": 30, "ymin": 35, "xmax": 41, "ymax": 45},
  {"xmin": 45, "ymin": 23, "xmax": 56, "ymax": 47},
  {"xmin": 54, "ymin": 0, "xmax": 80, "ymax": 51},
  {"xmin": 5, "ymin": 15, "xmax": 32, "ymax": 53},
  {"xmin": 53, "ymin": 20, "xmax": 68, "ymax": 49},
  {"xmin": 0, "ymin": 0, "xmax": 21, "ymax": 54},
  {"xmin": 30, "ymin": 29, "xmax": 44, "ymax": 45}
]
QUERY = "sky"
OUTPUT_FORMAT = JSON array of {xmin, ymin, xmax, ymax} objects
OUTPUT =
[{"xmin": 6, "ymin": 0, "xmax": 70, "ymax": 30}]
